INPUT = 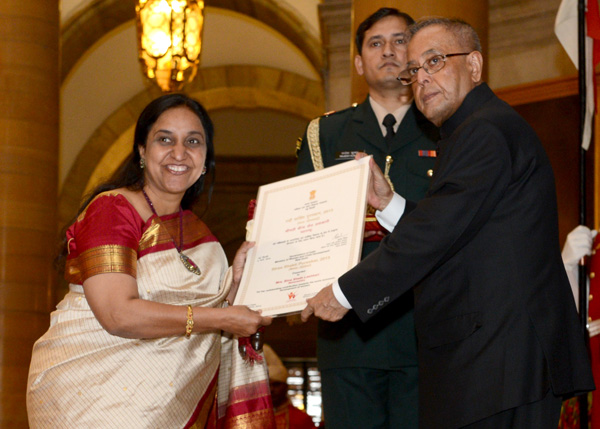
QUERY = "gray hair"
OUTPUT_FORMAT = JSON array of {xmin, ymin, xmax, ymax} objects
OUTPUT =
[{"xmin": 409, "ymin": 17, "xmax": 482, "ymax": 53}]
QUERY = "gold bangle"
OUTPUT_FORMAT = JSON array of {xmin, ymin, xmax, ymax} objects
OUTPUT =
[{"xmin": 185, "ymin": 305, "xmax": 194, "ymax": 338}]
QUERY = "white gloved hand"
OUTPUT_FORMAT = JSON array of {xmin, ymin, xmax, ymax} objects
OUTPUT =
[
  {"xmin": 589, "ymin": 319, "xmax": 600, "ymax": 338},
  {"xmin": 562, "ymin": 225, "xmax": 597, "ymax": 268},
  {"xmin": 245, "ymin": 219, "xmax": 254, "ymax": 241}
]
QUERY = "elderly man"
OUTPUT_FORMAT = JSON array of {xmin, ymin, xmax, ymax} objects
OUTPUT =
[
  {"xmin": 295, "ymin": 7, "xmax": 437, "ymax": 429},
  {"xmin": 302, "ymin": 17, "xmax": 594, "ymax": 428}
]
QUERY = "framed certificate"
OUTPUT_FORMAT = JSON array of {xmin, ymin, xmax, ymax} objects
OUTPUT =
[{"xmin": 234, "ymin": 156, "xmax": 371, "ymax": 316}]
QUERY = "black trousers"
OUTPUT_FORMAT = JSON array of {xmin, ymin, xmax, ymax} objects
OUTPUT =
[
  {"xmin": 461, "ymin": 389, "xmax": 562, "ymax": 429},
  {"xmin": 320, "ymin": 366, "xmax": 418, "ymax": 429}
]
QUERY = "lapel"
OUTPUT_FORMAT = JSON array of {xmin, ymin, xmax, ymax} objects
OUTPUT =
[
  {"xmin": 395, "ymin": 104, "xmax": 442, "ymax": 154},
  {"xmin": 351, "ymin": 98, "xmax": 388, "ymax": 153},
  {"xmin": 389, "ymin": 104, "xmax": 426, "ymax": 153},
  {"xmin": 348, "ymin": 99, "xmax": 430, "ymax": 154}
]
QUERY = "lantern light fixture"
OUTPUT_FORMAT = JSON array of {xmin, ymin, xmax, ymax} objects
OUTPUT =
[{"xmin": 136, "ymin": 0, "xmax": 204, "ymax": 92}]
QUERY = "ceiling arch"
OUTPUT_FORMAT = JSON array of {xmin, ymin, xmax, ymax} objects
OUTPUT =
[
  {"xmin": 58, "ymin": 64, "xmax": 324, "ymax": 225},
  {"xmin": 60, "ymin": 0, "xmax": 322, "ymax": 83}
]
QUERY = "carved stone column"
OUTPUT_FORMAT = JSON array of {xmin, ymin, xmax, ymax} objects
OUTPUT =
[
  {"xmin": 318, "ymin": 0, "xmax": 353, "ymax": 111},
  {"xmin": 0, "ymin": 0, "xmax": 59, "ymax": 425}
]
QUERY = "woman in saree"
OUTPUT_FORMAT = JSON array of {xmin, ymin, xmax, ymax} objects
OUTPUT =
[{"xmin": 27, "ymin": 93, "xmax": 274, "ymax": 428}]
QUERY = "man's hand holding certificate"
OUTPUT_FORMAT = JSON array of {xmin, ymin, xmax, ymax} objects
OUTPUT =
[{"xmin": 234, "ymin": 156, "xmax": 372, "ymax": 317}]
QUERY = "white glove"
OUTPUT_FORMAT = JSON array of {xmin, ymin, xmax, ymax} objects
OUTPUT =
[
  {"xmin": 245, "ymin": 219, "xmax": 254, "ymax": 241},
  {"xmin": 562, "ymin": 225, "xmax": 596, "ymax": 268},
  {"xmin": 589, "ymin": 319, "xmax": 600, "ymax": 338},
  {"xmin": 562, "ymin": 225, "xmax": 597, "ymax": 312}
]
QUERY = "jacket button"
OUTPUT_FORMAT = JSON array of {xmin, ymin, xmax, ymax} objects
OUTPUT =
[
  {"xmin": 427, "ymin": 169, "xmax": 433, "ymax": 177},
  {"xmin": 591, "ymin": 272, "xmax": 596, "ymax": 279}
]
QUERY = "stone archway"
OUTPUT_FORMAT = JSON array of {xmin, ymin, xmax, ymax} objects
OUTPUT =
[
  {"xmin": 60, "ymin": 0, "xmax": 322, "ymax": 83},
  {"xmin": 58, "ymin": 64, "xmax": 324, "ymax": 226}
]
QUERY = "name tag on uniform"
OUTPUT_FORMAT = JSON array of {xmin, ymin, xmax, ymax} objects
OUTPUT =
[
  {"xmin": 335, "ymin": 151, "xmax": 359, "ymax": 161},
  {"xmin": 418, "ymin": 150, "xmax": 437, "ymax": 157}
]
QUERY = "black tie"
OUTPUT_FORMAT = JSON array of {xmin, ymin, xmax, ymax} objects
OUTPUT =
[{"xmin": 383, "ymin": 113, "xmax": 396, "ymax": 148}]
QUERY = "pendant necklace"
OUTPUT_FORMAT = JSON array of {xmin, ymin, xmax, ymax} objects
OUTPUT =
[{"xmin": 142, "ymin": 188, "xmax": 201, "ymax": 276}]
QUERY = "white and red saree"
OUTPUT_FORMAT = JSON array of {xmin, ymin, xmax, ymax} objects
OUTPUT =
[{"xmin": 27, "ymin": 193, "xmax": 274, "ymax": 428}]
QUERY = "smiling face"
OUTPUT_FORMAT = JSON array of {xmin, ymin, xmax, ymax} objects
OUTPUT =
[
  {"xmin": 138, "ymin": 106, "xmax": 207, "ymax": 205},
  {"xmin": 407, "ymin": 25, "xmax": 482, "ymax": 127},
  {"xmin": 355, "ymin": 15, "xmax": 410, "ymax": 92}
]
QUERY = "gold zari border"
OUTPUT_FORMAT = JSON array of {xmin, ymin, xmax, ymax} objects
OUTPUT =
[{"xmin": 66, "ymin": 244, "xmax": 137, "ymax": 284}]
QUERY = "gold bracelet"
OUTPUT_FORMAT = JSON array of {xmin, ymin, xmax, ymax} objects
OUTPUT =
[{"xmin": 185, "ymin": 305, "xmax": 194, "ymax": 338}]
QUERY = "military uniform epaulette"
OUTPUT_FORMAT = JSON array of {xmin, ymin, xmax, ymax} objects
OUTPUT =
[
  {"xmin": 322, "ymin": 102, "xmax": 359, "ymax": 118},
  {"xmin": 296, "ymin": 103, "xmax": 360, "ymax": 157}
]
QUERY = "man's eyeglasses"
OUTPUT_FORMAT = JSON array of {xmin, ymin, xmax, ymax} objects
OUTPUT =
[{"xmin": 397, "ymin": 52, "xmax": 471, "ymax": 86}]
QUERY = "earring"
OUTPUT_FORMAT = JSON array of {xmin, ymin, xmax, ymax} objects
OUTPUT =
[
  {"xmin": 140, "ymin": 158, "xmax": 146, "ymax": 169},
  {"xmin": 201, "ymin": 166, "xmax": 207, "ymax": 175}
]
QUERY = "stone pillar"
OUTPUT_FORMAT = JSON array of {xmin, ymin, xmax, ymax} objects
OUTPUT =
[
  {"xmin": 351, "ymin": 0, "xmax": 489, "ymax": 103},
  {"xmin": 0, "ymin": 0, "xmax": 60, "ymax": 426},
  {"xmin": 318, "ymin": 0, "xmax": 353, "ymax": 112}
]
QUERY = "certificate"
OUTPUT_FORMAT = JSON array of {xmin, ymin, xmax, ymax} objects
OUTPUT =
[{"xmin": 234, "ymin": 156, "xmax": 371, "ymax": 316}]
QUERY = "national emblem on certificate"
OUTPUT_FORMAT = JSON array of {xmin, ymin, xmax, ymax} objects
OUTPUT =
[{"xmin": 234, "ymin": 156, "xmax": 371, "ymax": 316}]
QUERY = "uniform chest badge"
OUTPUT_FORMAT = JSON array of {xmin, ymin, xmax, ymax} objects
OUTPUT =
[{"xmin": 335, "ymin": 151, "xmax": 359, "ymax": 161}]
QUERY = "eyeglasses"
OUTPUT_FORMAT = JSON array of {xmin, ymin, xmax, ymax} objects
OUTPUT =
[{"xmin": 397, "ymin": 52, "xmax": 471, "ymax": 86}]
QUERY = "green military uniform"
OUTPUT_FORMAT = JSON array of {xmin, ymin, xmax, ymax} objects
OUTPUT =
[{"xmin": 296, "ymin": 97, "xmax": 438, "ymax": 429}]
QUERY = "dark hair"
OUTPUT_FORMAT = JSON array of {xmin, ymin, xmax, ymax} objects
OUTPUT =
[
  {"xmin": 355, "ymin": 8, "xmax": 414, "ymax": 55},
  {"xmin": 409, "ymin": 17, "xmax": 482, "ymax": 53},
  {"xmin": 132, "ymin": 93, "xmax": 215, "ymax": 209},
  {"xmin": 56, "ymin": 93, "xmax": 215, "ymax": 271}
]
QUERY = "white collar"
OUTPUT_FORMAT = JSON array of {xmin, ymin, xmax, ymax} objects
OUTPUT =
[{"xmin": 369, "ymin": 97, "xmax": 412, "ymax": 137}]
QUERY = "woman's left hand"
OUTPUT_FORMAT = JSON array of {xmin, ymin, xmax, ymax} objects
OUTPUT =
[{"xmin": 227, "ymin": 241, "xmax": 255, "ymax": 303}]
